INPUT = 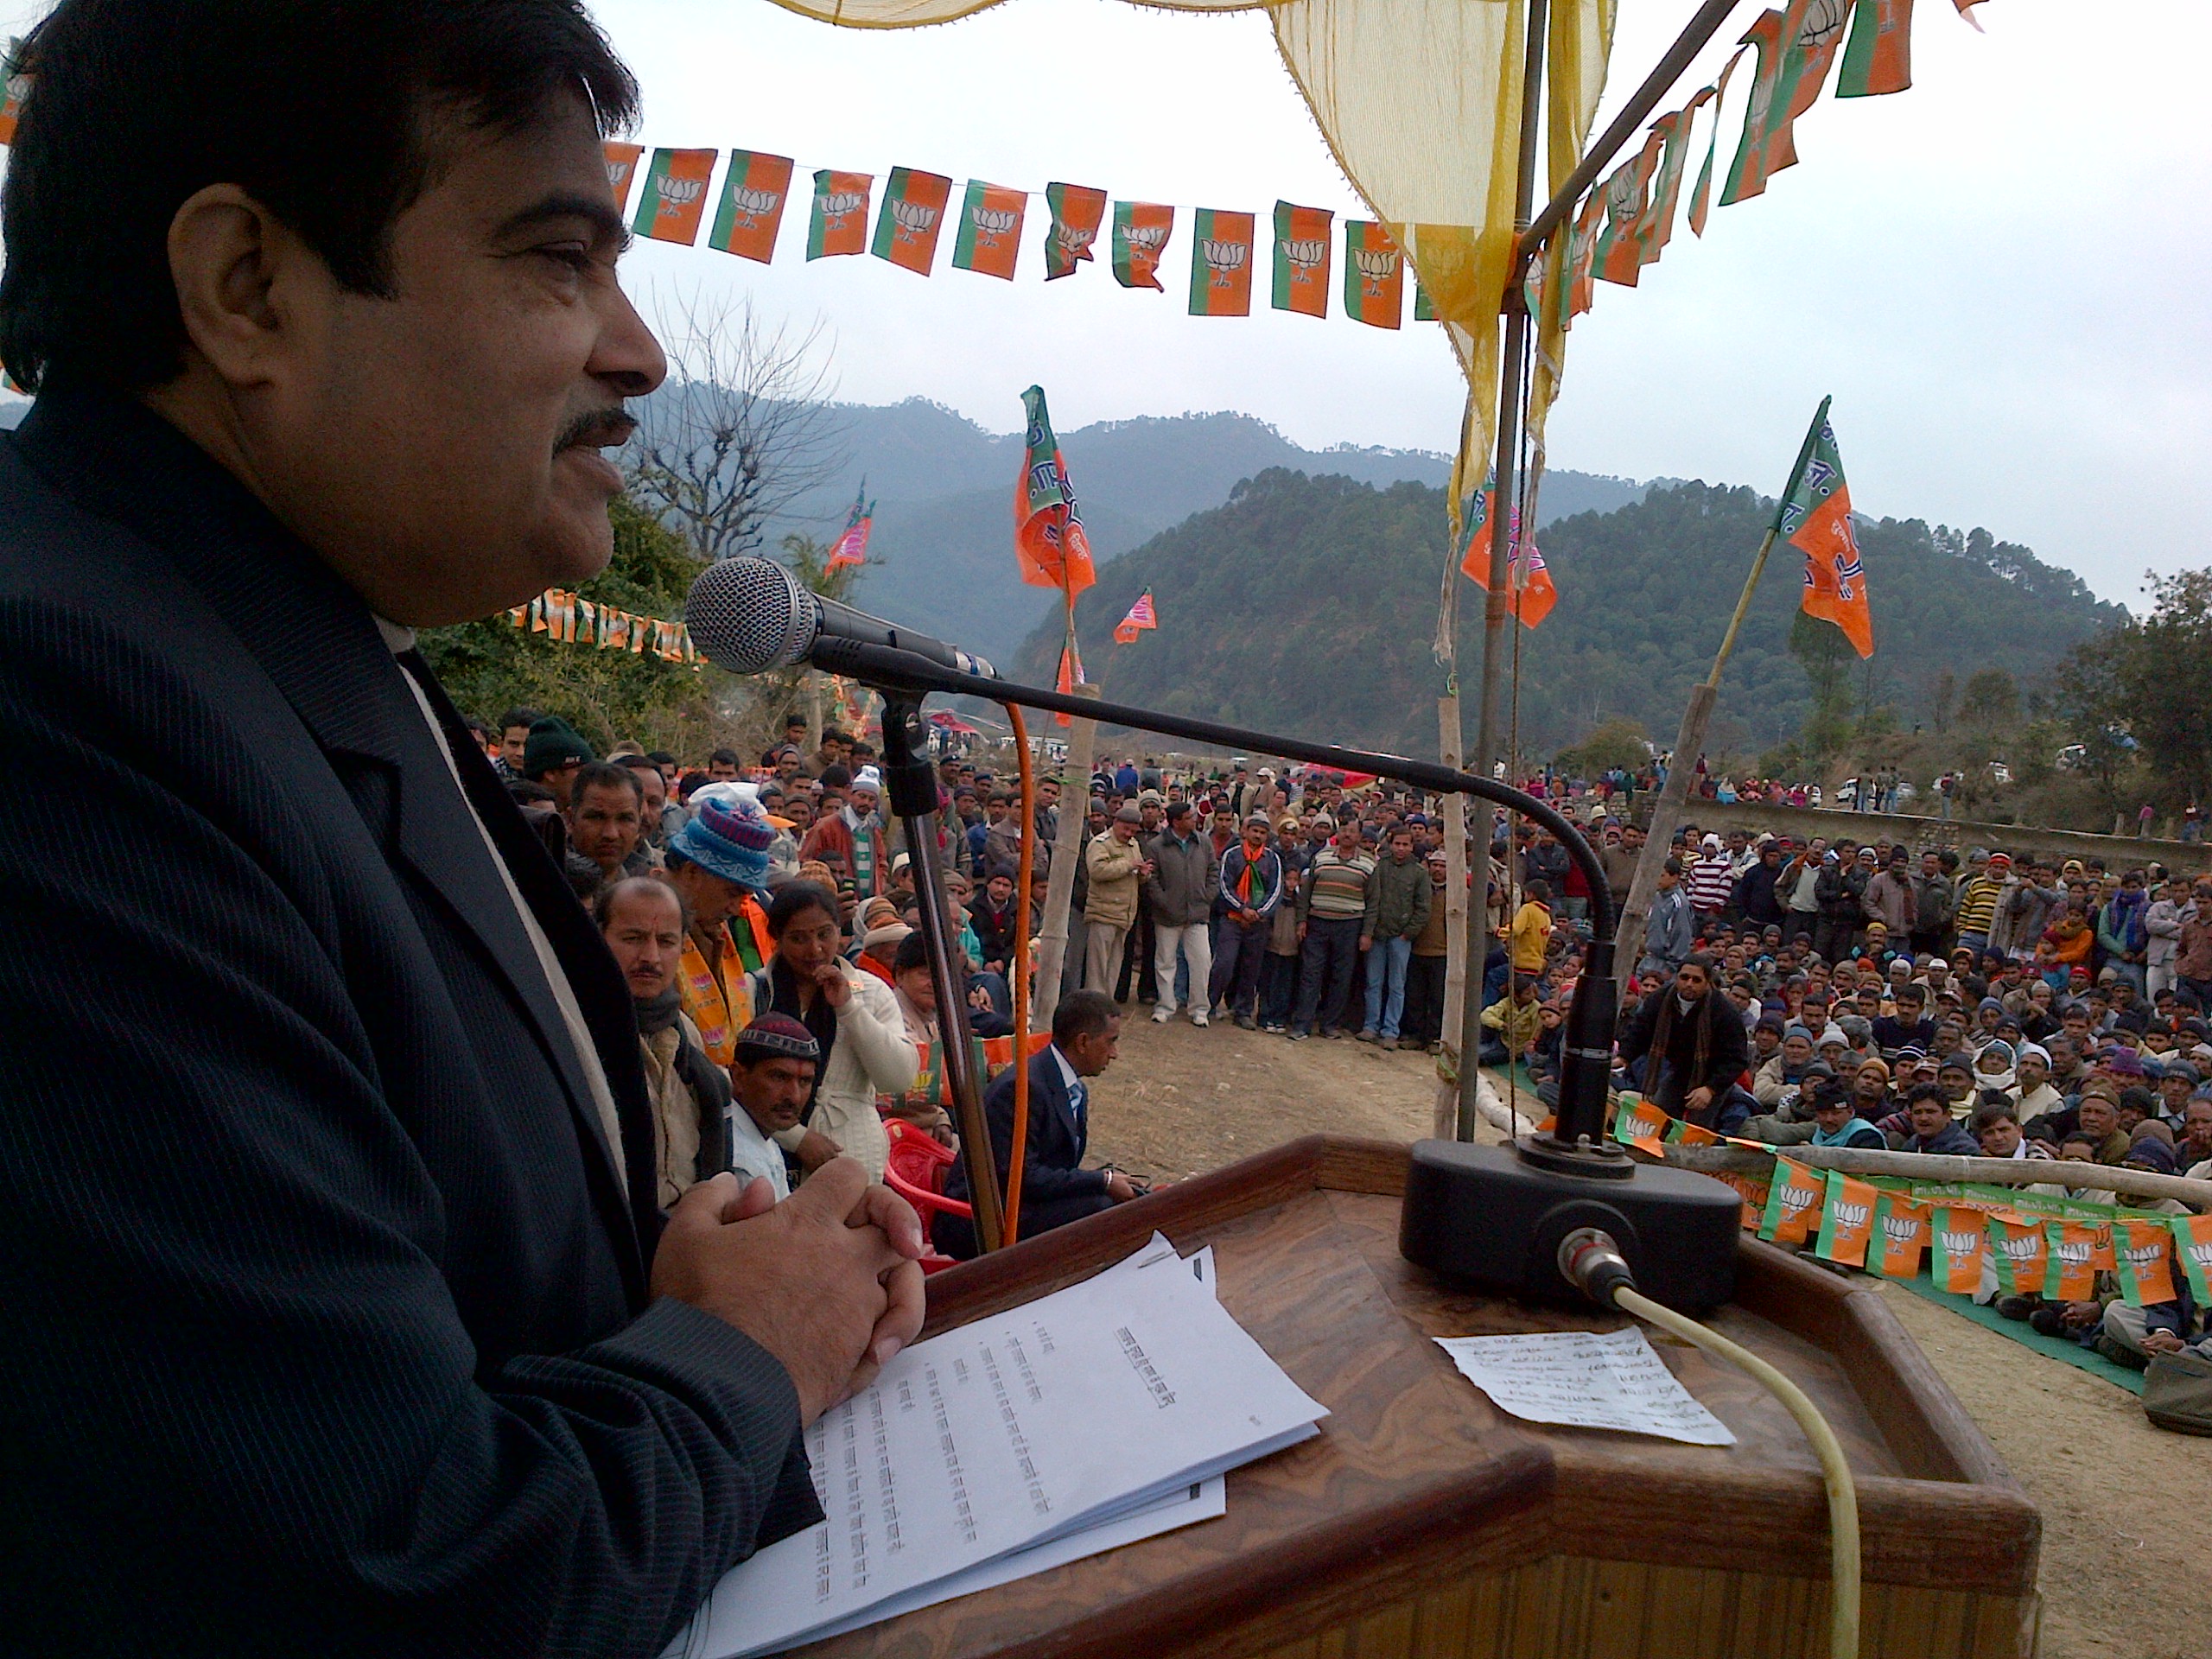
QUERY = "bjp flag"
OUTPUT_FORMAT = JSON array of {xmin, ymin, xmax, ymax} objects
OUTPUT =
[
  {"xmin": 951, "ymin": 181, "xmax": 1027, "ymax": 281},
  {"xmin": 1777, "ymin": 397, "xmax": 1873, "ymax": 658},
  {"xmin": 1052, "ymin": 643, "xmax": 1081, "ymax": 728},
  {"xmin": 1114, "ymin": 589, "xmax": 1158, "ymax": 645},
  {"xmin": 1611, "ymin": 1095, "xmax": 1673, "ymax": 1159},
  {"xmin": 2116, "ymin": 1217, "xmax": 2178, "ymax": 1307},
  {"xmin": 1869, "ymin": 1192, "xmax": 1931, "ymax": 1279},
  {"xmin": 708, "ymin": 150, "xmax": 794, "ymax": 264},
  {"xmin": 1929, "ymin": 1206, "xmax": 1987, "ymax": 1294},
  {"xmin": 632, "ymin": 149, "xmax": 717, "ymax": 246},
  {"xmin": 2046, "ymin": 1220, "xmax": 2101, "ymax": 1303},
  {"xmin": 1110, "ymin": 201, "xmax": 1175, "ymax": 290},
  {"xmin": 872, "ymin": 167, "xmax": 953, "ymax": 276},
  {"xmin": 807, "ymin": 169, "xmax": 874, "ymax": 260},
  {"xmin": 1758, "ymin": 1156, "xmax": 1824, "ymax": 1246},
  {"xmin": 1813, "ymin": 1170, "xmax": 1878, "ymax": 1268},
  {"xmin": 1838, "ymin": 0, "xmax": 1915, "ymax": 96},
  {"xmin": 1188, "ymin": 208, "xmax": 1255, "ymax": 317},
  {"xmin": 1270, "ymin": 202, "xmax": 1333, "ymax": 319},
  {"xmin": 1342, "ymin": 221, "xmax": 1404, "ymax": 330},
  {"xmin": 602, "ymin": 143, "xmax": 644, "ymax": 215},
  {"xmin": 1014, "ymin": 385, "xmax": 1096, "ymax": 600},
  {"xmin": 1044, "ymin": 183, "xmax": 1109, "ymax": 280}
]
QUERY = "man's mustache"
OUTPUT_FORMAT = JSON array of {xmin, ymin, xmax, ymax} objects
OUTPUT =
[{"xmin": 555, "ymin": 405, "xmax": 639, "ymax": 454}]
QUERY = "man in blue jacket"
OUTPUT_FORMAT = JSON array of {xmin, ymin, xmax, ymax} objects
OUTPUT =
[{"xmin": 1210, "ymin": 814, "xmax": 1285, "ymax": 1029}]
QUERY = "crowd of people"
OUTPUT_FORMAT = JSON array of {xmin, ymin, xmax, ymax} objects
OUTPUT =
[{"xmin": 476, "ymin": 702, "xmax": 2212, "ymax": 1366}]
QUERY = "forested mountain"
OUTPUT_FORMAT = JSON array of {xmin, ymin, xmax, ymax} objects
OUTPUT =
[
  {"xmin": 751, "ymin": 400, "xmax": 1643, "ymax": 661},
  {"xmin": 1008, "ymin": 470, "xmax": 2123, "ymax": 759}
]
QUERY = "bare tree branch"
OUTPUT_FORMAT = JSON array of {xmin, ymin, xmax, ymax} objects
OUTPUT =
[{"xmin": 626, "ymin": 286, "xmax": 848, "ymax": 562}]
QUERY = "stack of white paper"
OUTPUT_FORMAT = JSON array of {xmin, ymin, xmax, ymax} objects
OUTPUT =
[{"xmin": 670, "ymin": 1236, "xmax": 1325, "ymax": 1659}]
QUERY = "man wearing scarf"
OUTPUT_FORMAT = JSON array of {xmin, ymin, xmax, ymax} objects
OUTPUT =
[
  {"xmin": 597, "ymin": 878, "xmax": 732, "ymax": 1211},
  {"xmin": 1211, "ymin": 814, "xmax": 1285, "ymax": 1031},
  {"xmin": 1617, "ymin": 954, "xmax": 1751, "ymax": 1133},
  {"xmin": 801, "ymin": 766, "xmax": 891, "ymax": 905},
  {"xmin": 662, "ymin": 792, "xmax": 779, "ymax": 1068}
]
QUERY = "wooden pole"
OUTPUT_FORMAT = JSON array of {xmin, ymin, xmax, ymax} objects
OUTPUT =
[
  {"xmin": 1032, "ymin": 684, "xmax": 1100, "ymax": 1029},
  {"xmin": 1435, "ymin": 696, "xmax": 1469, "ymax": 1141},
  {"xmin": 1613, "ymin": 398, "xmax": 1829, "ymax": 975},
  {"xmin": 1661, "ymin": 1142, "xmax": 2212, "ymax": 1211}
]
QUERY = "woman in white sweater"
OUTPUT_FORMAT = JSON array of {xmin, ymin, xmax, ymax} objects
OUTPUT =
[{"xmin": 745, "ymin": 880, "xmax": 918, "ymax": 1181}]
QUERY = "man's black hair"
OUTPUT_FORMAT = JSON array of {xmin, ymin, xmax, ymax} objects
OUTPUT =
[
  {"xmin": 645, "ymin": 749, "xmax": 677, "ymax": 768},
  {"xmin": 707, "ymin": 747, "xmax": 741, "ymax": 770},
  {"xmin": 1906, "ymin": 1081, "xmax": 1948, "ymax": 1109},
  {"xmin": 499, "ymin": 705, "xmax": 544, "ymax": 734},
  {"xmin": 1052, "ymin": 988, "xmax": 1120, "ymax": 1050},
  {"xmin": 0, "ymin": 0, "xmax": 639, "ymax": 391},
  {"xmin": 567, "ymin": 760, "xmax": 641, "ymax": 810}
]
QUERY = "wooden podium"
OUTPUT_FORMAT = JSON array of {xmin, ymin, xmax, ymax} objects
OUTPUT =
[{"xmin": 793, "ymin": 1136, "xmax": 2039, "ymax": 1659}]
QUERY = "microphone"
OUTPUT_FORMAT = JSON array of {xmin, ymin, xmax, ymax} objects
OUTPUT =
[{"xmin": 684, "ymin": 556, "xmax": 999, "ymax": 680}]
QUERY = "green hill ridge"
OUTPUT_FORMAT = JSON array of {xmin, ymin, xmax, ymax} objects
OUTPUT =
[{"xmin": 1010, "ymin": 469, "xmax": 2123, "ymax": 760}]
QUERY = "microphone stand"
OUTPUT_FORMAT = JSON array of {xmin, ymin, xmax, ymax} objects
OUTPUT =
[
  {"xmin": 878, "ymin": 691, "xmax": 1005, "ymax": 1253},
  {"xmin": 820, "ymin": 639, "xmax": 1625, "ymax": 1178}
]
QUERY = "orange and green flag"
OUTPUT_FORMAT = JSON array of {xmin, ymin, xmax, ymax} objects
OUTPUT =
[
  {"xmin": 1110, "ymin": 200, "xmax": 1174, "ymax": 291},
  {"xmin": 1838, "ymin": 0, "xmax": 1915, "ymax": 96},
  {"xmin": 2173, "ymin": 1213, "xmax": 2212, "ymax": 1302},
  {"xmin": 1342, "ymin": 221, "xmax": 1404, "ymax": 329},
  {"xmin": 1014, "ymin": 385, "xmax": 1096, "ymax": 599},
  {"xmin": 1113, "ymin": 589, "xmax": 1158, "ymax": 645},
  {"xmin": 1869, "ymin": 1192, "xmax": 1931, "ymax": 1278},
  {"xmin": 1593, "ymin": 130, "xmax": 1663, "ymax": 287},
  {"xmin": 2115, "ymin": 1218, "xmax": 2177, "ymax": 1306},
  {"xmin": 1688, "ymin": 48, "xmax": 1748, "ymax": 238},
  {"xmin": 708, "ymin": 149, "xmax": 794, "ymax": 264},
  {"xmin": 1720, "ymin": 6, "xmax": 1798, "ymax": 207},
  {"xmin": 1776, "ymin": 395, "xmax": 1873, "ymax": 658},
  {"xmin": 1271, "ymin": 202, "xmax": 1333, "ymax": 319},
  {"xmin": 1611, "ymin": 1095, "xmax": 1673, "ymax": 1159},
  {"xmin": 632, "ymin": 148, "xmax": 717, "ymax": 245},
  {"xmin": 1567, "ymin": 191, "xmax": 1605, "ymax": 315},
  {"xmin": 873, "ymin": 166, "xmax": 953, "ymax": 275},
  {"xmin": 1457, "ymin": 472, "xmax": 1557, "ymax": 629},
  {"xmin": 1987, "ymin": 1214, "xmax": 2051, "ymax": 1298},
  {"xmin": 1758, "ymin": 1156, "xmax": 1824, "ymax": 1245},
  {"xmin": 603, "ymin": 142, "xmax": 644, "ymax": 216},
  {"xmin": 1813, "ymin": 1170, "xmax": 1878, "ymax": 1268},
  {"xmin": 826, "ymin": 482, "xmax": 874, "ymax": 570},
  {"xmin": 2046, "ymin": 1219, "xmax": 2102, "ymax": 1303},
  {"xmin": 1637, "ymin": 93, "xmax": 1711, "ymax": 270},
  {"xmin": 807, "ymin": 169, "xmax": 873, "ymax": 259},
  {"xmin": 1188, "ymin": 208, "xmax": 1255, "ymax": 316},
  {"xmin": 1044, "ymin": 183, "xmax": 1108, "ymax": 280},
  {"xmin": 951, "ymin": 181, "xmax": 1027, "ymax": 281}
]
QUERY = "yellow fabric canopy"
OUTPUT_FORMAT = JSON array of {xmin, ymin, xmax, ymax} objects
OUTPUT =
[{"xmin": 763, "ymin": 0, "xmax": 1614, "ymax": 518}]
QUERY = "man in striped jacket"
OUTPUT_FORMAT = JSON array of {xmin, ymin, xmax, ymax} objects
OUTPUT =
[
  {"xmin": 1210, "ymin": 814, "xmax": 1286, "ymax": 1030},
  {"xmin": 1289, "ymin": 822, "xmax": 1378, "ymax": 1041},
  {"xmin": 1687, "ymin": 832, "xmax": 1737, "ymax": 922}
]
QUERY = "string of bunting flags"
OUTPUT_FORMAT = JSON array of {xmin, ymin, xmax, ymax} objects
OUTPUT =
[
  {"xmin": 507, "ymin": 588, "xmax": 702, "ymax": 664},
  {"xmin": 1605, "ymin": 1094, "xmax": 2211, "ymax": 1301}
]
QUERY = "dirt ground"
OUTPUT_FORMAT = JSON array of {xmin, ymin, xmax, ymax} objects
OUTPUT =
[{"xmin": 1085, "ymin": 1013, "xmax": 2211, "ymax": 1659}]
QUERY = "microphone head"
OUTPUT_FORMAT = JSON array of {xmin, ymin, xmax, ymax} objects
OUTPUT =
[{"xmin": 684, "ymin": 556, "xmax": 820, "ymax": 673}]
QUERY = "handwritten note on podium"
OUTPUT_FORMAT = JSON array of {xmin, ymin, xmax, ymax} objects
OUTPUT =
[{"xmin": 1434, "ymin": 1326, "xmax": 1735, "ymax": 1446}]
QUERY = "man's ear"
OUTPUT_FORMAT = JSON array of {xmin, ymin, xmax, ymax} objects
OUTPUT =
[{"xmin": 165, "ymin": 183, "xmax": 322, "ymax": 389}]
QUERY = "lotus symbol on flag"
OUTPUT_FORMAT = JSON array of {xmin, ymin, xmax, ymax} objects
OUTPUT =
[
  {"xmin": 1284, "ymin": 238, "xmax": 1326, "ymax": 273},
  {"xmin": 1122, "ymin": 223, "xmax": 1166, "ymax": 254},
  {"xmin": 732, "ymin": 186, "xmax": 782, "ymax": 224},
  {"xmin": 1352, "ymin": 246, "xmax": 1398, "ymax": 286},
  {"xmin": 1053, "ymin": 223, "xmax": 1097, "ymax": 257},
  {"xmin": 892, "ymin": 199, "xmax": 940, "ymax": 235},
  {"xmin": 658, "ymin": 175, "xmax": 704, "ymax": 207},
  {"xmin": 605, "ymin": 161, "xmax": 631, "ymax": 188},
  {"xmin": 1834, "ymin": 1201, "xmax": 1869, "ymax": 1232},
  {"xmin": 1942, "ymin": 1229, "xmax": 1980, "ymax": 1257},
  {"xmin": 821, "ymin": 191, "xmax": 864, "ymax": 222},
  {"xmin": 1201, "ymin": 239, "xmax": 1247, "ymax": 283},
  {"xmin": 1605, "ymin": 169, "xmax": 1639, "ymax": 230},
  {"xmin": 972, "ymin": 207, "xmax": 1019, "ymax": 238},
  {"xmin": 1881, "ymin": 1215, "xmax": 1917, "ymax": 1246},
  {"xmin": 1799, "ymin": 0, "xmax": 1847, "ymax": 48}
]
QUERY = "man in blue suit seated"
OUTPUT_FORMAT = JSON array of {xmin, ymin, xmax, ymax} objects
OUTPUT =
[{"xmin": 937, "ymin": 989, "xmax": 1146, "ymax": 1259}]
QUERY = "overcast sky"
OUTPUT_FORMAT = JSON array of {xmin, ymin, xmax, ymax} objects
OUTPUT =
[{"xmin": 575, "ymin": 0, "xmax": 2207, "ymax": 607}]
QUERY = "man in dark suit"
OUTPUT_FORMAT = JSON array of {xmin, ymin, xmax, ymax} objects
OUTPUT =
[
  {"xmin": 936, "ymin": 990, "xmax": 1143, "ymax": 1260},
  {"xmin": 0, "ymin": 6, "xmax": 923, "ymax": 1656}
]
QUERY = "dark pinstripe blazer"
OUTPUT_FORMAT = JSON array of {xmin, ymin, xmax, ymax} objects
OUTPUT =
[{"xmin": 0, "ymin": 385, "xmax": 818, "ymax": 1656}]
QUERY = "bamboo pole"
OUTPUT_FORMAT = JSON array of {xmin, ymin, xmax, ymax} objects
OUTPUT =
[
  {"xmin": 1660, "ymin": 1142, "xmax": 2212, "ymax": 1211},
  {"xmin": 1613, "ymin": 398, "xmax": 1830, "ymax": 975},
  {"xmin": 1031, "ymin": 684, "xmax": 1099, "ymax": 1030},
  {"xmin": 1435, "ymin": 696, "xmax": 1470, "ymax": 1141}
]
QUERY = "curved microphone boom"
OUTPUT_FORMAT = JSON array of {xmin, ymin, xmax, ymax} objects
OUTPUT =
[{"xmin": 685, "ymin": 556, "xmax": 999, "ymax": 679}]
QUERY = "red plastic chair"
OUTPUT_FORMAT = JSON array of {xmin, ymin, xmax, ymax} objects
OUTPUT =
[{"xmin": 883, "ymin": 1118, "xmax": 968, "ymax": 1275}]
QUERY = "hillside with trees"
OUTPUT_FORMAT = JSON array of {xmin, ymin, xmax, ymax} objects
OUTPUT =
[{"xmin": 1012, "ymin": 470, "xmax": 2125, "ymax": 764}]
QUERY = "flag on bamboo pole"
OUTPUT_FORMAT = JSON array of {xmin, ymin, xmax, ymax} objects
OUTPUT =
[
  {"xmin": 708, "ymin": 149, "xmax": 794, "ymax": 264},
  {"xmin": 1271, "ymin": 202, "xmax": 1333, "ymax": 318},
  {"xmin": 1014, "ymin": 385, "xmax": 1096, "ymax": 598},
  {"xmin": 1593, "ymin": 130, "xmax": 1664, "ymax": 286},
  {"xmin": 632, "ymin": 148, "xmax": 717, "ymax": 245},
  {"xmin": 807, "ymin": 169, "xmax": 874, "ymax": 259},
  {"xmin": 951, "ymin": 181, "xmax": 1027, "ymax": 280},
  {"xmin": 1188, "ymin": 208, "xmax": 1255, "ymax": 316},
  {"xmin": 1043, "ymin": 183, "xmax": 1108, "ymax": 280},
  {"xmin": 1688, "ymin": 48, "xmax": 1748, "ymax": 238},
  {"xmin": 1776, "ymin": 396, "xmax": 1874, "ymax": 658},
  {"xmin": 827, "ymin": 483, "xmax": 874, "ymax": 570},
  {"xmin": 1110, "ymin": 201, "xmax": 1174, "ymax": 290},
  {"xmin": 1113, "ymin": 589, "xmax": 1158, "ymax": 645},
  {"xmin": 1456, "ymin": 472, "xmax": 1558, "ymax": 629},
  {"xmin": 1838, "ymin": 0, "xmax": 1915, "ymax": 96},
  {"xmin": 603, "ymin": 142, "xmax": 644, "ymax": 214},
  {"xmin": 1342, "ymin": 221, "xmax": 1404, "ymax": 329},
  {"xmin": 872, "ymin": 167, "xmax": 953, "ymax": 275}
]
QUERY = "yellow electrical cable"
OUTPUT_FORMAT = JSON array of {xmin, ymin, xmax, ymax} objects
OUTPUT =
[{"xmin": 1612, "ymin": 1287, "xmax": 1861, "ymax": 1659}]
